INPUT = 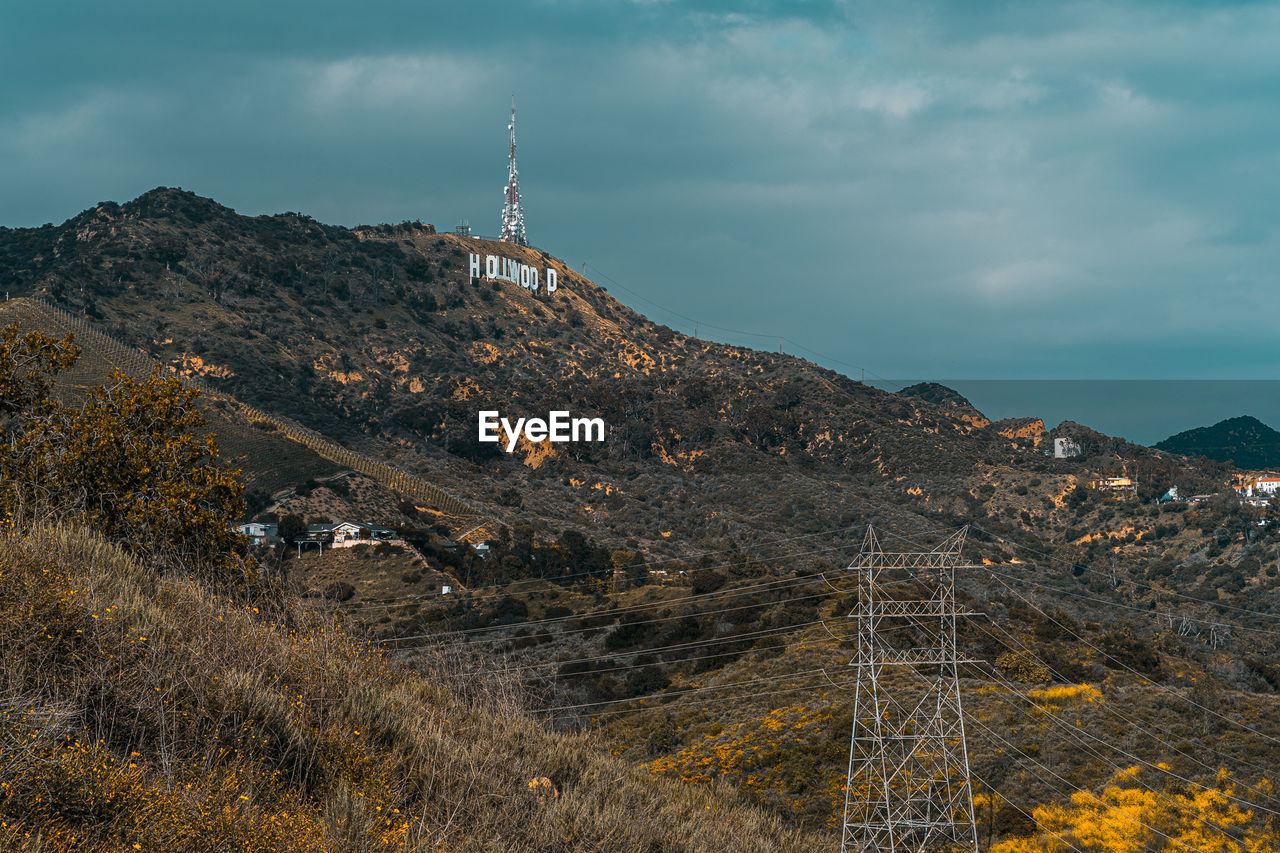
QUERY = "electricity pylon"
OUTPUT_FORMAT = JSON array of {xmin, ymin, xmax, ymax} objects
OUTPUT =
[{"xmin": 841, "ymin": 526, "xmax": 979, "ymax": 853}]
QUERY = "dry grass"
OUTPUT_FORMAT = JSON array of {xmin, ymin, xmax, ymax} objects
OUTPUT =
[{"xmin": 0, "ymin": 524, "xmax": 823, "ymax": 851}]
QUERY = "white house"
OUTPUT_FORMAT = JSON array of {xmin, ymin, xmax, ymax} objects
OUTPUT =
[
  {"xmin": 1255, "ymin": 477, "xmax": 1280, "ymax": 495},
  {"xmin": 231, "ymin": 521, "xmax": 278, "ymax": 547},
  {"xmin": 305, "ymin": 522, "xmax": 402, "ymax": 548}
]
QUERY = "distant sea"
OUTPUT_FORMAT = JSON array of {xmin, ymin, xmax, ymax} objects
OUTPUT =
[{"xmin": 873, "ymin": 381, "xmax": 1280, "ymax": 447}]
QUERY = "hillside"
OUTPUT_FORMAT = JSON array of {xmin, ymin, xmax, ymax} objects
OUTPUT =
[
  {"xmin": 0, "ymin": 524, "xmax": 821, "ymax": 851},
  {"xmin": 0, "ymin": 187, "xmax": 1072, "ymax": 556},
  {"xmin": 5, "ymin": 189, "xmax": 1280, "ymax": 847},
  {"xmin": 0, "ymin": 297, "xmax": 493, "ymax": 536},
  {"xmin": 1157, "ymin": 415, "xmax": 1280, "ymax": 469}
]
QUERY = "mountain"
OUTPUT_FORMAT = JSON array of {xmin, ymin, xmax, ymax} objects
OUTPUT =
[
  {"xmin": 0, "ymin": 187, "xmax": 1064, "ymax": 556},
  {"xmin": 1156, "ymin": 415, "xmax": 1280, "ymax": 469},
  {"xmin": 4, "ymin": 189, "xmax": 1280, "ymax": 846}
]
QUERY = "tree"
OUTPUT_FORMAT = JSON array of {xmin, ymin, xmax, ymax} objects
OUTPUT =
[
  {"xmin": 2, "ymin": 345, "xmax": 250, "ymax": 582},
  {"xmin": 277, "ymin": 513, "xmax": 307, "ymax": 545},
  {"xmin": 612, "ymin": 548, "xmax": 646, "ymax": 587},
  {"xmin": 0, "ymin": 322, "xmax": 79, "ymax": 419}
]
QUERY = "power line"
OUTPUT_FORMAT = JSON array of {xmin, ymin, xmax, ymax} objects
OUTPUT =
[
  {"xmin": 349, "ymin": 519, "xmax": 872, "ymax": 610},
  {"xmin": 968, "ymin": 769, "xmax": 1090, "ymax": 853},
  {"xmin": 984, "ymin": 573, "xmax": 1280, "ymax": 751},
  {"xmin": 877, "ymin": 521, "xmax": 1280, "ymax": 637},
  {"xmin": 967, "ymin": 716, "xmax": 1206, "ymax": 853},
  {"xmin": 407, "ymin": 618, "xmax": 834, "ymax": 678},
  {"xmin": 373, "ymin": 537, "xmax": 869, "ymax": 643},
  {"xmin": 981, "ymin": 561, "xmax": 1280, "ymax": 638},
  {"xmin": 964, "ymin": 519, "xmax": 1280, "ymax": 626},
  {"xmin": 539, "ymin": 666, "xmax": 837, "ymax": 715},
  {"xmin": 976, "ymin": 616, "xmax": 1280, "ymax": 814},
  {"xmin": 384, "ymin": 589, "xmax": 835, "ymax": 646}
]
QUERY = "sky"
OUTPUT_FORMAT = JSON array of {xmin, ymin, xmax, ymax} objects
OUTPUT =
[{"xmin": 4, "ymin": 0, "xmax": 1280, "ymax": 382}]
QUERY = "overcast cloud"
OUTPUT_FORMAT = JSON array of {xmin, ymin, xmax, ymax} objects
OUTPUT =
[{"xmin": 3, "ymin": 1, "xmax": 1278, "ymax": 379}]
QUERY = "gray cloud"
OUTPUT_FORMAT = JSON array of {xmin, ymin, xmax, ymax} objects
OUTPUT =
[{"xmin": 3, "ymin": 0, "xmax": 1279, "ymax": 378}]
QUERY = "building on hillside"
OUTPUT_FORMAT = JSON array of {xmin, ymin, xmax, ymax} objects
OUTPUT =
[
  {"xmin": 1053, "ymin": 437, "xmax": 1083, "ymax": 458},
  {"xmin": 231, "ymin": 522, "xmax": 278, "ymax": 547},
  {"xmin": 305, "ymin": 522, "xmax": 402, "ymax": 549},
  {"xmin": 1091, "ymin": 476, "xmax": 1137, "ymax": 495},
  {"xmin": 1158, "ymin": 486, "xmax": 1180, "ymax": 502},
  {"xmin": 1237, "ymin": 475, "xmax": 1280, "ymax": 497}
]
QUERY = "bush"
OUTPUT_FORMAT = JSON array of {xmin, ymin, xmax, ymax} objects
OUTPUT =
[
  {"xmin": 996, "ymin": 650, "xmax": 1051, "ymax": 683},
  {"xmin": 0, "ymin": 325, "xmax": 249, "ymax": 583},
  {"xmin": 691, "ymin": 570, "xmax": 727, "ymax": 595},
  {"xmin": 1098, "ymin": 626, "xmax": 1160, "ymax": 675}
]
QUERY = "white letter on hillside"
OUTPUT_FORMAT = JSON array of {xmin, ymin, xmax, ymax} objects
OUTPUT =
[
  {"xmin": 469, "ymin": 253, "xmax": 482, "ymax": 280},
  {"xmin": 573, "ymin": 416, "xmax": 605, "ymax": 442},
  {"xmin": 486, "ymin": 255, "xmax": 499, "ymax": 278},
  {"xmin": 546, "ymin": 268, "xmax": 557, "ymax": 294},
  {"xmin": 502, "ymin": 417, "xmax": 525, "ymax": 453},
  {"xmin": 549, "ymin": 411, "xmax": 570, "ymax": 441},
  {"xmin": 478, "ymin": 411, "xmax": 500, "ymax": 443}
]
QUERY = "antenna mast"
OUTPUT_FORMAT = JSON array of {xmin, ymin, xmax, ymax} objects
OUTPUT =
[{"xmin": 499, "ymin": 96, "xmax": 528, "ymax": 246}]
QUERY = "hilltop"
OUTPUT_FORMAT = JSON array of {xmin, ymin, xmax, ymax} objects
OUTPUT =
[{"xmin": 1157, "ymin": 415, "xmax": 1280, "ymax": 469}]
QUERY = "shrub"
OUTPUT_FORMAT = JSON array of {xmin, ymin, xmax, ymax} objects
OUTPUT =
[
  {"xmin": 996, "ymin": 650, "xmax": 1051, "ymax": 683},
  {"xmin": 0, "ymin": 325, "xmax": 249, "ymax": 583},
  {"xmin": 0, "ymin": 525, "xmax": 825, "ymax": 852},
  {"xmin": 691, "ymin": 570, "xmax": 727, "ymax": 595}
]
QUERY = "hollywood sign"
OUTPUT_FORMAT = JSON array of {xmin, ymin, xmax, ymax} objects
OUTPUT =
[{"xmin": 468, "ymin": 253, "xmax": 558, "ymax": 295}]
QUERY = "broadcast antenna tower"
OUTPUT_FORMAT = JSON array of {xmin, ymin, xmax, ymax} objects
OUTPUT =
[
  {"xmin": 841, "ymin": 526, "xmax": 979, "ymax": 853},
  {"xmin": 499, "ymin": 96, "xmax": 528, "ymax": 246}
]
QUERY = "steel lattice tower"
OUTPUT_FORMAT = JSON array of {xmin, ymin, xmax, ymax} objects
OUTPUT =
[
  {"xmin": 841, "ymin": 526, "xmax": 979, "ymax": 853},
  {"xmin": 499, "ymin": 96, "xmax": 528, "ymax": 246}
]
